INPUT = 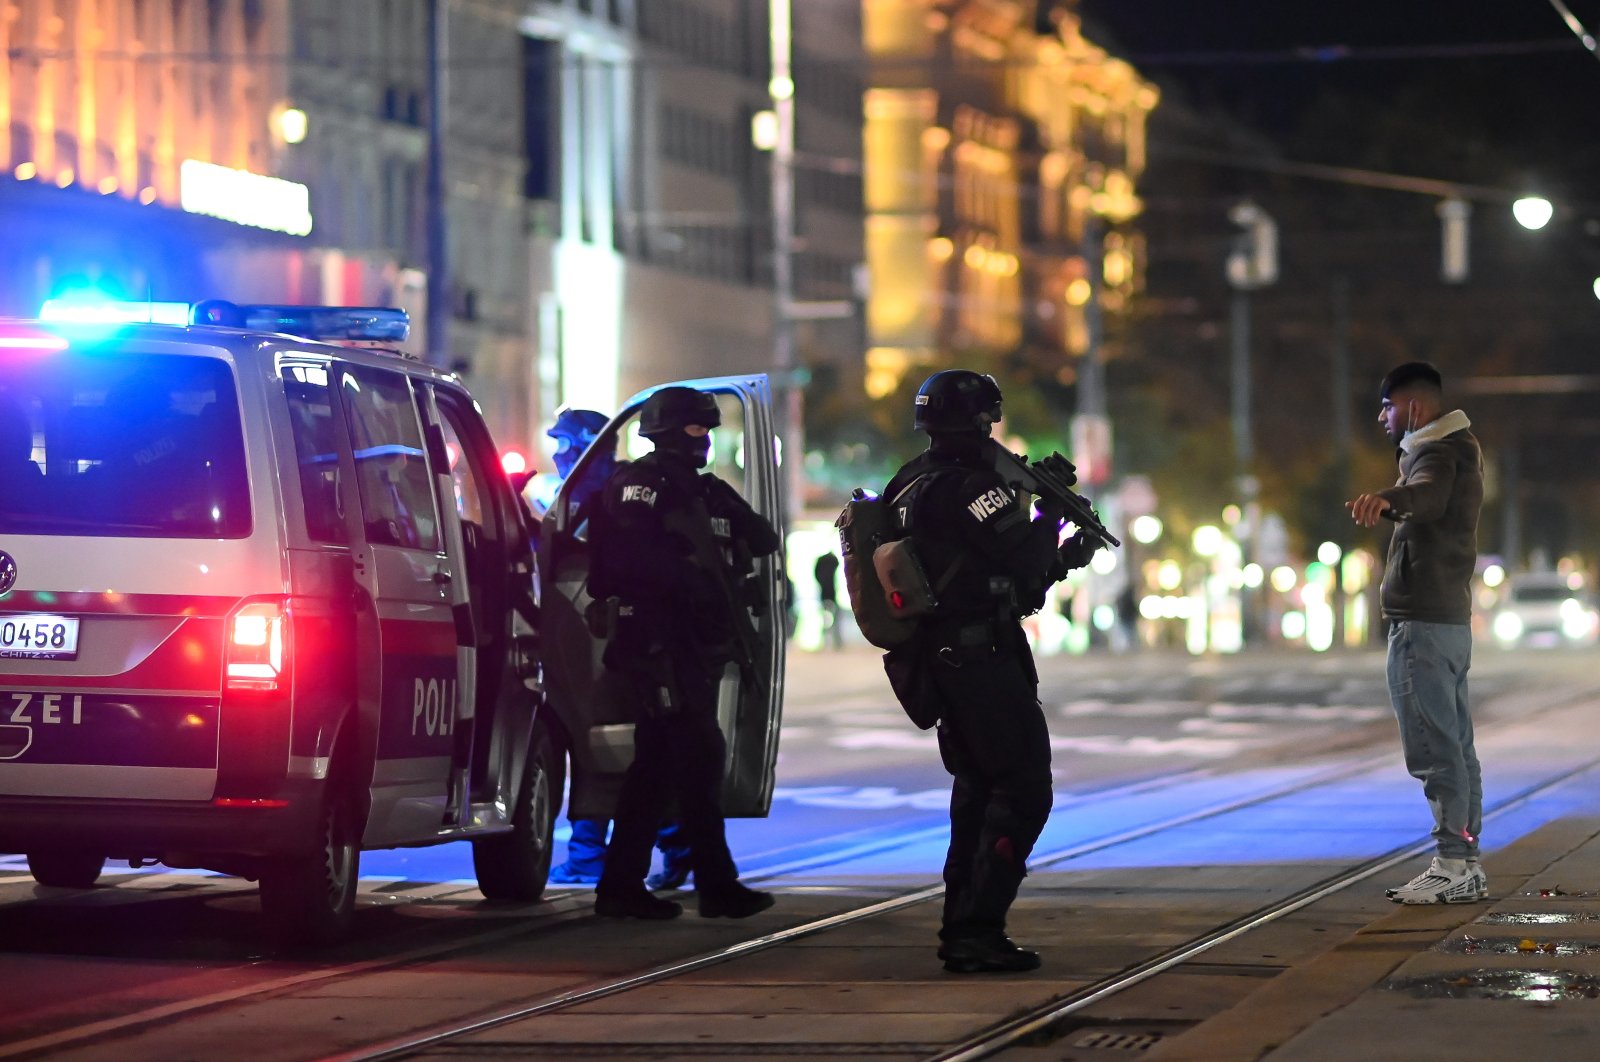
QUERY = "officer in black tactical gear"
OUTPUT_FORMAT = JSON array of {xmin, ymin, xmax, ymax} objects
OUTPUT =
[
  {"xmin": 886, "ymin": 369, "xmax": 1098, "ymax": 973},
  {"xmin": 587, "ymin": 385, "xmax": 781, "ymax": 920}
]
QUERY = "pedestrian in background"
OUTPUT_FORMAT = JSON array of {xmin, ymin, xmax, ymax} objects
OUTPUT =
[
  {"xmin": 1347, "ymin": 361, "xmax": 1487, "ymax": 904},
  {"xmin": 587, "ymin": 386, "xmax": 779, "ymax": 920},
  {"xmin": 813, "ymin": 550, "xmax": 843, "ymax": 649},
  {"xmin": 884, "ymin": 370, "xmax": 1098, "ymax": 972}
]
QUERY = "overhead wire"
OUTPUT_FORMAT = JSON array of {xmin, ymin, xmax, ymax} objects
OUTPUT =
[{"xmin": 1544, "ymin": 0, "xmax": 1600, "ymax": 60}]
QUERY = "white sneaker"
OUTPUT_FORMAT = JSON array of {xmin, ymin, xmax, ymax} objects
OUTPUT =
[
  {"xmin": 1382, "ymin": 857, "xmax": 1478, "ymax": 902},
  {"xmin": 1467, "ymin": 860, "xmax": 1489, "ymax": 901},
  {"xmin": 1388, "ymin": 856, "xmax": 1483, "ymax": 904}
]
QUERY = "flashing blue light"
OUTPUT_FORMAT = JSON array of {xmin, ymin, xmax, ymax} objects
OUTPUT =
[
  {"xmin": 37, "ymin": 296, "xmax": 410, "ymax": 346},
  {"xmin": 39, "ymin": 298, "xmax": 192, "ymax": 326},
  {"xmin": 234, "ymin": 304, "xmax": 410, "ymax": 344}
]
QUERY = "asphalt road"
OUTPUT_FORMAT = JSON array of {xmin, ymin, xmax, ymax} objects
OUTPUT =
[{"xmin": 1, "ymin": 643, "xmax": 1596, "ymax": 1060}]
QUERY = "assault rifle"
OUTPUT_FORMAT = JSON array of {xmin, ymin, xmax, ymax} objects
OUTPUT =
[
  {"xmin": 663, "ymin": 502, "xmax": 766, "ymax": 698},
  {"xmin": 985, "ymin": 440, "xmax": 1122, "ymax": 549}
]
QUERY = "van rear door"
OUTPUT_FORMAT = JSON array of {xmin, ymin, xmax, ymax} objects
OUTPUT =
[
  {"xmin": 328, "ymin": 362, "xmax": 460, "ymax": 844},
  {"xmin": 539, "ymin": 374, "xmax": 785, "ymax": 818}
]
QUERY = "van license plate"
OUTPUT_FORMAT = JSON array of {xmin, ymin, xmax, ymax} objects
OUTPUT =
[{"xmin": 0, "ymin": 615, "xmax": 81, "ymax": 660}]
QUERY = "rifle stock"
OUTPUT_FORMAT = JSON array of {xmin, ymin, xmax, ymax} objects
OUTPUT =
[{"xmin": 985, "ymin": 440, "xmax": 1122, "ymax": 548}]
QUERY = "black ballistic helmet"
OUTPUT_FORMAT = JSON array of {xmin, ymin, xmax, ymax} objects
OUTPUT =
[
  {"xmin": 914, "ymin": 370, "xmax": 1003, "ymax": 433},
  {"xmin": 639, "ymin": 386, "xmax": 721, "ymax": 437}
]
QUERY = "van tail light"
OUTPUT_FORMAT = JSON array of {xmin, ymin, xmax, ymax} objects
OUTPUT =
[{"xmin": 226, "ymin": 599, "xmax": 290, "ymax": 691}]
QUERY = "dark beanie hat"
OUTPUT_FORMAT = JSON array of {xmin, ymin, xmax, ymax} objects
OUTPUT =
[{"xmin": 1380, "ymin": 361, "xmax": 1442, "ymax": 399}]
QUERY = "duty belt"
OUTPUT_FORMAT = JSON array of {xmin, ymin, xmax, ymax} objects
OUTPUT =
[{"xmin": 931, "ymin": 618, "xmax": 1010, "ymax": 650}]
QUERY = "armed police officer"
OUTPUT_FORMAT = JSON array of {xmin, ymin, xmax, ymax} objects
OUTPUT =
[
  {"xmin": 587, "ymin": 386, "xmax": 780, "ymax": 920},
  {"xmin": 531, "ymin": 408, "xmax": 693, "ymax": 888},
  {"xmin": 885, "ymin": 370, "xmax": 1098, "ymax": 973}
]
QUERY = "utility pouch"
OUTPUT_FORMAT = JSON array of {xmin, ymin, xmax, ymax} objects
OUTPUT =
[
  {"xmin": 873, "ymin": 538, "xmax": 938, "ymax": 619},
  {"xmin": 585, "ymin": 595, "xmax": 620, "ymax": 639},
  {"xmin": 882, "ymin": 642, "xmax": 942, "ymax": 730}
]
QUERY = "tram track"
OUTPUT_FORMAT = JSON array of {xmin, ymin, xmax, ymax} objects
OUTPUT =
[
  {"xmin": 3, "ymin": 675, "xmax": 1596, "ymax": 1061},
  {"xmin": 0, "ymin": 754, "xmax": 1380, "ymax": 1062},
  {"xmin": 325, "ymin": 750, "xmax": 1430, "ymax": 1062}
]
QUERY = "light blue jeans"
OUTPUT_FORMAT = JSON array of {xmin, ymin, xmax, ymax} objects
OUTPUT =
[{"xmin": 1386, "ymin": 620, "xmax": 1482, "ymax": 859}]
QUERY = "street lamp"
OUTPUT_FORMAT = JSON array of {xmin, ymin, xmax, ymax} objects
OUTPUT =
[{"xmin": 1512, "ymin": 196, "xmax": 1553, "ymax": 230}]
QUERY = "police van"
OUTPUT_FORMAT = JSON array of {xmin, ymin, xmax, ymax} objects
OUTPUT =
[{"xmin": 0, "ymin": 301, "xmax": 785, "ymax": 944}]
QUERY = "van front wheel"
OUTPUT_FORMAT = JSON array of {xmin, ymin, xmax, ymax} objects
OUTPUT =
[
  {"xmin": 260, "ymin": 780, "xmax": 361, "ymax": 947},
  {"xmin": 473, "ymin": 719, "xmax": 560, "ymax": 901}
]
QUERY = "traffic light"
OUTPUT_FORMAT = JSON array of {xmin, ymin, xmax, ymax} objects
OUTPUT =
[
  {"xmin": 1226, "ymin": 201, "xmax": 1278, "ymax": 289},
  {"xmin": 1437, "ymin": 197, "xmax": 1471, "ymax": 283}
]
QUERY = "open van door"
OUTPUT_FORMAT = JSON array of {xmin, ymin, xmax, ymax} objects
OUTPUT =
[{"xmin": 538, "ymin": 374, "xmax": 784, "ymax": 819}]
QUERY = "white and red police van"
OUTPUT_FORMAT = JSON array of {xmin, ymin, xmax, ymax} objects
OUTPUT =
[{"xmin": 0, "ymin": 301, "xmax": 785, "ymax": 944}]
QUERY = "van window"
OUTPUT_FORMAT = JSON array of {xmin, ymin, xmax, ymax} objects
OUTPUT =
[
  {"xmin": 340, "ymin": 366, "xmax": 441, "ymax": 552},
  {"xmin": 0, "ymin": 352, "xmax": 250, "ymax": 537},
  {"xmin": 281, "ymin": 361, "xmax": 349, "ymax": 544}
]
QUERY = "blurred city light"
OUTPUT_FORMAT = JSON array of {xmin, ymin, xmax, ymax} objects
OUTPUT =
[
  {"xmin": 275, "ymin": 106, "xmax": 308, "ymax": 145},
  {"xmin": 751, "ymin": 110, "xmax": 778, "ymax": 151},
  {"xmin": 1270, "ymin": 566, "xmax": 1297, "ymax": 593},
  {"xmin": 1512, "ymin": 196, "xmax": 1553, "ymax": 230},
  {"xmin": 1192, "ymin": 525, "xmax": 1223, "ymax": 557},
  {"xmin": 1130, "ymin": 514, "xmax": 1163, "ymax": 544},
  {"xmin": 1316, "ymin": 541, "xmax": 1342, "ymax": 565},
  {"xmin": 1482, "ymin": 564, "xmax": 1506, "ymax": 589},
  {"xmin": 1241, "ymin": 563, "xmax": 1264, "ymax": 588},
  {"xmin": 500, "ymin": 450, "xmax": 528, "ymax": 476},
  {"xmin": 1089, "ymin": 549, "xmax": 1118, "ymax": 575},
  {"xmin": 1156, "ymin": 560, "xmax": 1183, "ymax": 591},
  {"xmin": 179, "ymin": 160, "xmax": 313, "ymax": 236}
]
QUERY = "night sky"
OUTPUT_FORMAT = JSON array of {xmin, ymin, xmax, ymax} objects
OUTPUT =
[{"xmin": 1082, "ymin": 0, "xmax": 1600, "ymax": 197}]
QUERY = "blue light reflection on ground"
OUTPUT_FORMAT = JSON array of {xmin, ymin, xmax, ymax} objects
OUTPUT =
[{"xmin": 354, "ymin": 763, "xmax": 1594, "ymax": 888}]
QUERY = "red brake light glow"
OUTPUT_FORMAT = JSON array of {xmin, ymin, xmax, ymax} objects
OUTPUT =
[{"xmin": 226, "ymin": 600, "xmax": 288, "ymax": 690}]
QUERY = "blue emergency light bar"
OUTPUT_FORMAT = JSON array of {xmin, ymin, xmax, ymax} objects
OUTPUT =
[
  {"xmin": 193, "ymin": 300, "xmax": 411, "ymax": 343},
  {"xmin": 38, "ymin": 298, "xmax": 193, "ymax": 325},
  {"xmin": 38, "ymin": 298, "xmax": 410, "ymax": 345}
]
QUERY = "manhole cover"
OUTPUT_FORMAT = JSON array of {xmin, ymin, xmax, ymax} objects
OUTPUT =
[
  {"xmin": 1388, "ymin": 969, "xmax": 1600, "ymax": 1001},
  {"xmin": 1073, "ymin": 1030, "xmax": 1165, "ymax": 1050}
]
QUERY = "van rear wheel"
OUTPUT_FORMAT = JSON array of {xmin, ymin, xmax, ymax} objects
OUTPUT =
[
  {"xmin": 260, "ymin": 780, "xmax": 360, "ymax": 947},
  {"xmin": 26, "ymin": 851, "xmax": 104, "ymax": 888},
  {"xmin": 473, "ymin": 719, "xmax": 560, "ymax": 901}
]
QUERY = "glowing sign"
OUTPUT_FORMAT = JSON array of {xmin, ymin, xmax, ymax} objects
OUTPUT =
[{"xmin": 180, "ymin": 160, "xmax": 313, "ymax": 236}]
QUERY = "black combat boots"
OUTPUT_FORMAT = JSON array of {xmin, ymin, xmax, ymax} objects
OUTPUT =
[
  {"xmin": 937, "ymin": 934, "xmax": 1041, "ymax": 973},
  {"xmin": 594, "ymin": 889, "xmax": 683, "ymax": 920},
  {"xmin": 697, "ymin": 882, "xmax": 775, "ymax": 918}
]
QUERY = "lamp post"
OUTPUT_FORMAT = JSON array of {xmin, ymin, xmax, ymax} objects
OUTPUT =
[
  {"xmin": 768, "ymin": 0, "xmax": 803, "ymax": 523},
  {"xmin": 1226, "ymin": 200, "xmax": 1276, "ymax": 645},
  {"xmin": 424, "ymin": 0, "xmax": 450, "ymax": 370}
]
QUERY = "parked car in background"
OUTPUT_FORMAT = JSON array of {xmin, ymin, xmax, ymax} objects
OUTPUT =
[{"xmin": 1490, "ymin": 572, "xmax": 1599, "ymax": 649}]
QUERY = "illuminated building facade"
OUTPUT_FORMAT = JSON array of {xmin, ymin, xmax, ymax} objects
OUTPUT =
[
  {"xmin": 1, "ymin": 1, "xmax": 865, "ymax": 461},
  {"xmin": 520, "ymin": 0, "xmax": 864, "ymax": 454},
  {"xmin": 861, "ymin": 0, "xmax": 1157, "ymax": 412},
  {"xmin": 0, "ymin": 0, "xmax": 298, "ymax": 310}
]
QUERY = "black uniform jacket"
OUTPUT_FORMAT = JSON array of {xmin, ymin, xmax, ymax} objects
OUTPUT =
[
  {"xmin": 591, "ymin": 450, "xmax": 780, "ymax": 650},
  {"xmin": 884, "ymin": 449, "xmax": 1059, "ymax": 626}
]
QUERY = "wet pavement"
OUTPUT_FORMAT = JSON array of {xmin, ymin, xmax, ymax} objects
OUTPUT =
[{"xmin": 787, "ymin": 644, "xmax": 1600, "ymax": 1062}]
